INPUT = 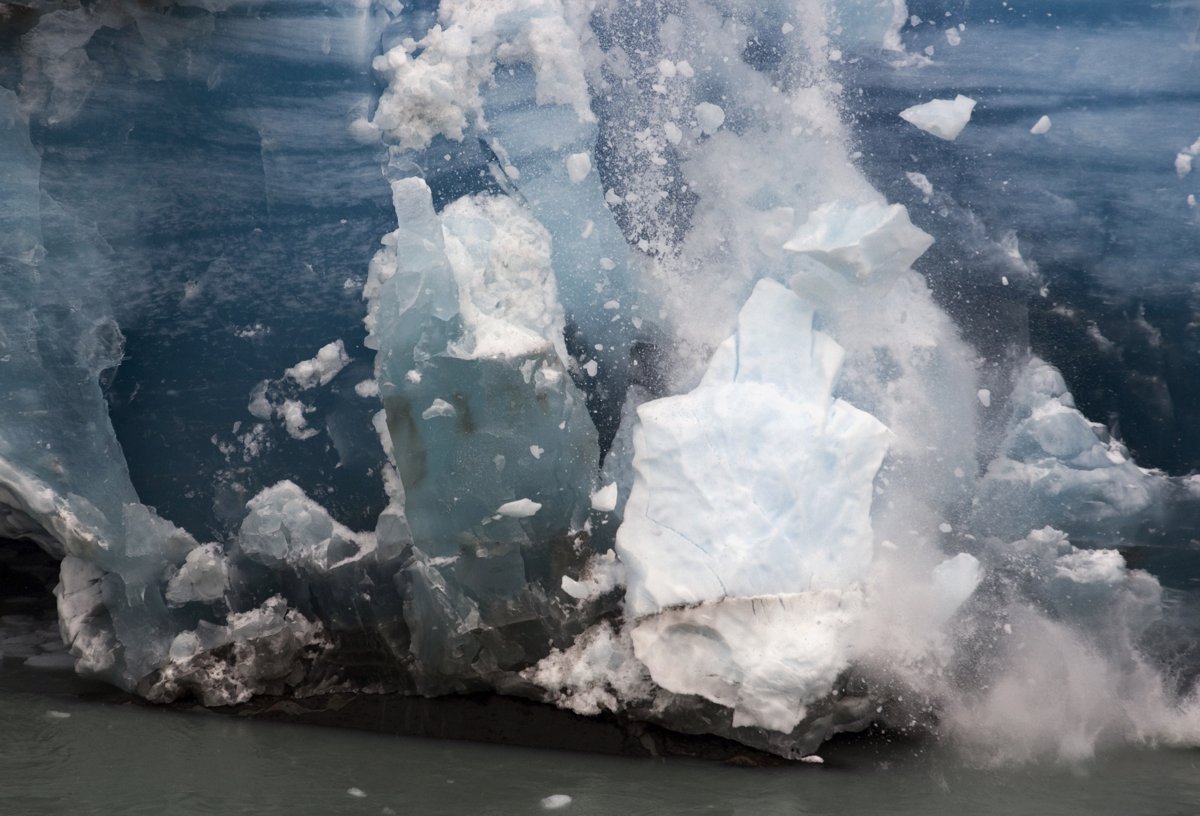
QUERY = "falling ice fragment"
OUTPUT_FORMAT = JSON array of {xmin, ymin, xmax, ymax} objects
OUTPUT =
[{"xmin": 899, "ymin": 95, "xmax": 976, "ymax": 141}]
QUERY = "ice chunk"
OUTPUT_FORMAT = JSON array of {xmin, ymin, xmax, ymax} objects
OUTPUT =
[
  {"xmin": 496, "ymin": 499, "xmax": 541, "ymax": 518},
  {"xmin": 783, "ymin": 201, "xmax": 934, "ymax": 283},
  {"xmin": 285, "ymin": 340, "xmax": 350, "ymax": 389},
  {"xmin": 898, "ymin": 95, "xmax": 976, "ymax": 141},
  {"xmin": 589, "ymin": 482, "xmax": 618, "ymax": 513},
  {"xmin": 365, "ymin": 178, "xmax": 598, "ymax": 555},
  {"xmin": 25, "ymin": 653, "xmax": 77, "ymax": 670},
  {"xmin": 164, "ymin": 543, "xmax": 229, "ymax": 606},
  {"xmin": 631, "ymin": 591, "xmax": 863, "ymax": 732},
  {"xmin": 564, "ymin": 152, "xmax": 591, "ymax": 183},
  {"xmin": 694, "ymin": 102, "xmax": 726, "ymax": 135},
  {"xmin": 1177, "ymin": 153, "xmax": 1194, "ymax": 179},
  {"xmin": 906, "ymin": 171, "xmax": 933, "ymax": 197},
  {"xmin": 975, "ymin": 358, "xmax": 1162, "ymax": 537},
  {"xmin": 540, "ymin": 794, "xmax": 572, "ymax": 810},
  {"xmin": 618, "ymin": 281, "xmax": 890, "ymax": 616},
  {"xmin": 1030, "ymin": 115, "xmax": 1052, "ymax": 135}
]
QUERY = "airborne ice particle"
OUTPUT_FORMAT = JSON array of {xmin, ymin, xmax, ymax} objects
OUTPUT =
[
  {"xmin": 497, "ymin": 499, "xmax": 542, "ymax": 518},
  {"xmin": 899, "ymin": 95, "xmax": 976, "ymax": 141},
  {"xmin": 1030, "ymin": 115, "xmax": 1051, "ymax": 135}
]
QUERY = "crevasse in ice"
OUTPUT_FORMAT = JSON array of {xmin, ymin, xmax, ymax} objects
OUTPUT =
[{"xmin": 5, "ymin": 0, "xmax": 1200, "ymax": 761}]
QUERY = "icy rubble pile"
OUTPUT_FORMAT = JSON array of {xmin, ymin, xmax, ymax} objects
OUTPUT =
[{"xmin": 0, "ymin": 0, "xmax": 1194, "ymax": 761}]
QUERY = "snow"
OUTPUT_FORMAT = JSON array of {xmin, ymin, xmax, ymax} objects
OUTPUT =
[
  {"xmin": 370, "ymin": 0, "xmax": 594, "ymax": 151},
  {"xmin": 899, "ymin": 95, "xmax": 977, "ymax": 141},
  {"xmin": 1030, "ymin": 115, "xmax": 1052, "ymax": 135}
]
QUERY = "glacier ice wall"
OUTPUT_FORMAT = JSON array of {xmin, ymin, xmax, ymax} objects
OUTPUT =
[{"xmin": 4, "ymin": 0, "xmax": 1200, "ymax": 763}]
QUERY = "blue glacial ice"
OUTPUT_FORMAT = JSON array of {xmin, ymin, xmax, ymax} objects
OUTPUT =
[{"xmin": 4, "ymin": 0, "xmax": 1200, "ymax": 762}]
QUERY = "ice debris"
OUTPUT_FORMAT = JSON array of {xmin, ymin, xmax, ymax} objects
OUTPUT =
[{"xmin": 899, "ymin": 95, "xmax": 976, "ymax": 141}]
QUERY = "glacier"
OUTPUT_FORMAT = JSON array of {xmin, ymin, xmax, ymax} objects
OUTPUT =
[{"xmin": 3, "ymin": 0, "xmax": 1200, "ymax": 764}]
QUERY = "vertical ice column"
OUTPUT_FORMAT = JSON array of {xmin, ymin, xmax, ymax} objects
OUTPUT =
[
  {"xmin": 370, "ymin": 1, "xmax": 641, "ymax": 446},
  {"xmin": 0, "ymin": 88, "xmax": 137, "ymax": 559},
  {"xmin": 480, "ymin": 62, "xmax": 639, "ymax": 441},
  {"xmin": 365, "ymin": 176, "xmax": 602, "ymax": 690},
  {"xmin": 366, "ymin": 177, "xmax": 599, "ymax": 553},
  {"xmin": 615, "ymin": 279, "xmax": 891, "ymax": 733}
]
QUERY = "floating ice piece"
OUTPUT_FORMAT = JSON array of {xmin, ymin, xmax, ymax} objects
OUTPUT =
[
  {"xmin": 421, "ymin": 399, "xmax": 457, "ymax": 420},
  {"xmin": 496, "ymin": 499, "xmax": 542, "ymax": 518},
  {"xmin": 694, "ymin": 102, "xmax": 725, "ymax": 135},
  {"xmin": 25, "ymin": 653, "xmax": 76, "ymax": 670},
  {"xmin": 540, "ymin": 794, "xmax": 572, "ymax": 810},
  {"xmin": 45, "ymin": 710, "xmax": 71, "ymax": 719},
  {"xmin": 346, "ymin": 788, "xmax": 366, "ymax": 798},
  {"xmin": 906, "ymin": 171, "xmax": 933, "ymax": 197},
  {"xmin": 899, "ymin": 95, "xmax": 976, "ymax": 141},
  {"xmin": 284, "ymin": 340, "xmax": 349, "ymax": 389},
  {"xmin": 1178, "ymin": 153, "xmax": 1194, "ymax": 179},
  {"xmin": 783, "ymin": 201, "xmax": 933, "ymax": 282},
  {"xmin": 1030, "ymin": 115, "xmax": 1051, "ymax": 135}
]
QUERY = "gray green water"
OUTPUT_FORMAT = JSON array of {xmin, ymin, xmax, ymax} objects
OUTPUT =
[{"xmin": 2, "ymin": 659, "xmax": 1199, "ymax": 816}]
